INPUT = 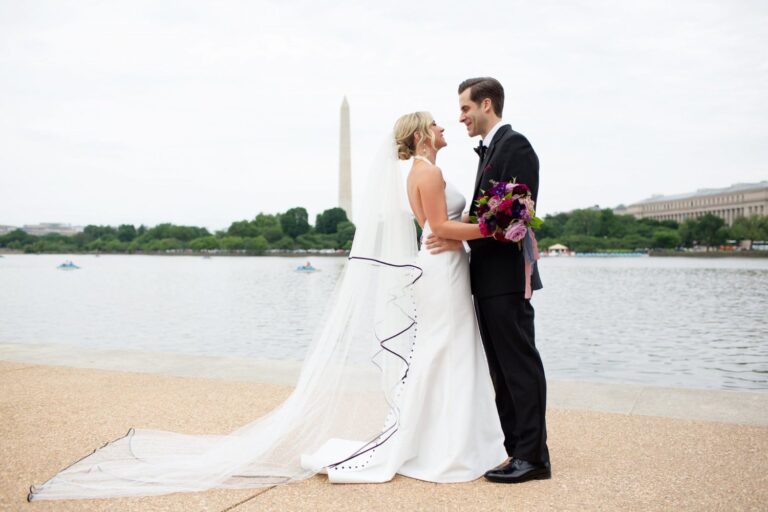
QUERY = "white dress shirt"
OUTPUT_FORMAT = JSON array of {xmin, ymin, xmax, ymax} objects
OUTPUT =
[{"xmin": 481, "ymin": 119, "xmax": 506, "ymax": 148}]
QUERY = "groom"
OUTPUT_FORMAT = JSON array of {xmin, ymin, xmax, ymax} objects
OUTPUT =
[{"xmin": 426, "ymin": 77, "xmax": 550, "ymax": 483}]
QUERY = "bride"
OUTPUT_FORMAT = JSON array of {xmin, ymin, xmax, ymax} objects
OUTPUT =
[{"xmin": 28, "ymin": 111, "xmax": 505, "ymax": 501}]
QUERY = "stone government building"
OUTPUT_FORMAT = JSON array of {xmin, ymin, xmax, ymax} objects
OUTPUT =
[{"xmin": 615, "ymin": 181, "xmax": 768, "ymax": 226}]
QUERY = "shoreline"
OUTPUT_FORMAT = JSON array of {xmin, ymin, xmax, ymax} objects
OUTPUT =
[
  {"xmin": 649, "ymin": 249, "xmax": 768, "ymax": 258},
  {"xmin": 2, "ymin": 341, "xmax": 766, "ymax": 427},
  {"xmin": 4, "ymin": 248, "xmax": 768, "ymax": 258},
  {"xmin": 0, "ymin": 249, "xmax": 348, "ymax": 257}
]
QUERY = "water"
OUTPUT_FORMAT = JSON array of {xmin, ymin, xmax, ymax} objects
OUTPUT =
[
  {"xmin": 1, "ymin": 254, "xmax": 766, "ymax": 391},
  {"xmin": 535, "ymin": 256, "xmax": 768, "ymax": 391}
]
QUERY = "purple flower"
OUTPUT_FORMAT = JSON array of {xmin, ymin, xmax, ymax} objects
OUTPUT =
[
  {"xmin": 504, "ymin": 221, "xmax": 528, "ymax": 242},
  {"xmin": 511, "ymin": 199, "xmax": 523, "ymax": 218},
  {"xmin": 489, "ymin": 182, "xmax": 507, "ymax": 197},
  {"xmin": 513, "ymin": 183, "xmax": 531, "ymax": 196}
]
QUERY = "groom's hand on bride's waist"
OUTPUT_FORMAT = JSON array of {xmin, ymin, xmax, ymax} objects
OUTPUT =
[{"xmin": 424, "ymin": 234, "xmax": 464, "ymax": 254}]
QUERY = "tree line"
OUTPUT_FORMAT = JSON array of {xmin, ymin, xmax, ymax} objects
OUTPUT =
[
  {"xmin": 0, "ymin": 207, "xmax": 355, "ymax": 255},
  {"xmin": 4, "ymin": 206, "xmax": 767, "ymax": 255},
  {"xmin": 535, "ymin": 208, "xmax": 768, "ymax": 253}
]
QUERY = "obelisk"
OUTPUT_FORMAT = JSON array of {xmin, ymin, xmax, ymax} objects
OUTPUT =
[{"xmin": 339, "ymin": 96, "xmax": 352, "ymax": 221}]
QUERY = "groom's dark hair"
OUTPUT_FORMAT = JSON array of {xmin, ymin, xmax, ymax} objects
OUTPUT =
[{"xmin": 458, "ymin": 77, "xmax": 504, "ymax": 117}]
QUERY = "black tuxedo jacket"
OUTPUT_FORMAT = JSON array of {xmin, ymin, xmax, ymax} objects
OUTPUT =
[{"xmin": 468, "ymin": 124, "xmax": 543, "ymax": 299}]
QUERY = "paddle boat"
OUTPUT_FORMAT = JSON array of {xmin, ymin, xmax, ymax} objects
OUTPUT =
[
  {"xmin": 57, "ymin": 260, "xmax": 80, "ymax": 270},
  {"xmin": 295, "ymin": 261, "xmax": 319, "ymax": 272}
]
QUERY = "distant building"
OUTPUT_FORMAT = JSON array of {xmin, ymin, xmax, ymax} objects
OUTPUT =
[
  {"xmin": 0, "ymin": 225, "xmax": 18, "ymax": 235},
  {"xmin": 625, "ymin": 181, "xmax": 768, "ymax": 226},
  {"xmin": 612, "ymin": 204, "xmax": 629, "ymax": 216},
  {"xmin": 21, "ymin": 223, "xmax": 84, "ymax": 236}
]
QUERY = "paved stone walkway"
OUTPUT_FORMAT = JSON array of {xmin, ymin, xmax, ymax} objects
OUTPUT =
[{"xmin": 2, "ymin": 344, "xmax": 767, "ymax": 511}]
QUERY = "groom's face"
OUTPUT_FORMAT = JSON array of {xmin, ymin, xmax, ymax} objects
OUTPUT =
[{"xmin": 458, "ymin": 88, "xmax": 487, "ymax": 138}]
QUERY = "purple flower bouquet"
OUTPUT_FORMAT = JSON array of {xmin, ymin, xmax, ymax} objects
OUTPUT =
[{"xmin": 471, "ymin": 180, "xmax": 543, "ymax": 243}]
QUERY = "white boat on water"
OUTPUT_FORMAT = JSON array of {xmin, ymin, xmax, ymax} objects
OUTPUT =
[{"xmin": 57, "ymin": 260, "xmax": 80, "ymax": 270}]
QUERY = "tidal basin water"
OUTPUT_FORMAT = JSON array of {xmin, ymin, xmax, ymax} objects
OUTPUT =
[{"xmin": 1, "ymin": 254, "xmax": 766, "ymax": 391}]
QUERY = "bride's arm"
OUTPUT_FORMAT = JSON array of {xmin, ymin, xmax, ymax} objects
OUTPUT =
[{"xmin": 418, "ymin": 167, "xmax": 486, "ymax": 241}]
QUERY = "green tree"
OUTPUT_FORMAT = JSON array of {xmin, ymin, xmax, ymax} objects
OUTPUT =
[
  {"xmin": 262, "ymin": 226, "xmax": 284, "ymax": 243},
  {"xmin": 227, "ymin": 220, "xmax": 261, "ymax": 238},
  {"xmin": 564, "ymin": 209, "xmax": 602, "ymax": 237},
  {"xmin": 561, "ymin": 234, "xmax": 603, "ymax": 253},
  {"xmin": 296, "ymin": 233, "xmax": 322, "ymax": 250},
  {"xmin": 271, "ymin": 236, "xmax": 295, "ymax": 251},
  {"xmin": 243, "ymin": 236, "xmax": 269, "ymax": 254},
  {"xmin": 83, "ymin": 225, "xmax": 117, "ymax": 241},
  {"xmin": 730, "ymin": 216, "xmax": 764, "ymax": 250},
  {"xmin": 696, "ymin": 214, "xmax": 726, "ymax": 249},
  {"xmin": 104, "ymin": 239, "xmax": 127, "ymax": 252},
  {"xmin": 189, "ymin": 236, "xmax": 220, "ymax": 251},
  {"xmin": 536, "ymin": 212, "xmax": 568, "ymax": 239},
  {"xmin": 315, "ymin": 207, "xmax": 349, "ymax": 234},
  {"xmin": 336, "ymin": 221, "xmax": 356, "ymax": 247},
  {"xmin": 620, "ymin": 234, "xmax": 651, "ymax": 251},
  {"xmin": 678, "ymin": 218, "xmax": 697, "ymax": 247},
  {"xmin": 142, "ymin": 224, "xmax": 209, "ymax": 242},
  {"xmin": 85, "ymin": 239, "xmax": 106, "ymax": 252},
  {"xmin": 280, "ymin": 207, "xmax": 310, "ymax": 238},
  {"xmin": 117, "ymin": 224, "xmax": 137, "ymax": 242},
  {"xmin": 220, "ymin": 236, "xmax": 245, "ymax": 251},
  {"xmin": 0, "ymin": 229, "xmax": 35, "ymax": 247},
  {"xmin": 253, "ymin": 213, "xmax": 281, "ymax": 230},
  {"xmin": 651, "ymin": 229, "xmax": 681, "ymax": 249},
  {"xmin": 146, "ymin": 238, "xmax": 183, "ymax": 252}
]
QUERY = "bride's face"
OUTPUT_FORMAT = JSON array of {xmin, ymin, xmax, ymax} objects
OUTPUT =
[{"xmin": 429, "ymin": 121, "xmax": 447, "ymax": 150}]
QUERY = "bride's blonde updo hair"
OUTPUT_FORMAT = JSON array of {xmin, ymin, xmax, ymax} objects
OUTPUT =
[{"xmin": 394, "ymin": 111, "xmax": 436, "ymax": 161}]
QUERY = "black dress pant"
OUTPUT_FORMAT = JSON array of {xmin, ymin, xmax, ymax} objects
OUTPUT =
[{"xmin": 474, "ymin": 293, "xmax": 549, "ymax": 464}]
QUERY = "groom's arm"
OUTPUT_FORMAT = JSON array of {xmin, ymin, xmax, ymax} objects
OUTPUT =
[
  {"xmin": 497, "ymin": 135, "xmax": 539, "ymax": 206},
  {"xmin": 424, "ymin": 211, "xmax": 473, "ymax": 254}
]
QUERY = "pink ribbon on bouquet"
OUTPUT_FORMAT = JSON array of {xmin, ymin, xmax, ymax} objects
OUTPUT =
[{"xmin": 523, "ymin": 228, "xmax": 540, "ymax": 299}]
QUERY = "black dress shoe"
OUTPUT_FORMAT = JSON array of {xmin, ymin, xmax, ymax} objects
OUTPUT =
[{"xmin": 484, "ymin": 458, "xmax": 551, "ymax": 483}]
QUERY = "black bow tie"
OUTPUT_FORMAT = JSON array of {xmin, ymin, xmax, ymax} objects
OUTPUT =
[{"xmin": 474, "ymin": 141, "xmax": 487, "ymax": 160}]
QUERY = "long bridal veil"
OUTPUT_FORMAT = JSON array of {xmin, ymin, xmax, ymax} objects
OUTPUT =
[{"xmin": 29, "ymin": 135, "xmax": 421, "ymax": 501}]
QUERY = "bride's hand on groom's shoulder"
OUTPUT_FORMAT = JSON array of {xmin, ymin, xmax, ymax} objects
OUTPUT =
[{"xmin": 424, "ymin": 234, "xmax": 463, "ymax": 254}]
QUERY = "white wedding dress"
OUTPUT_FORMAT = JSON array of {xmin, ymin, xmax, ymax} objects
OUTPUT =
[
  {"xmin": 303, "ymin": 180, "xmax": 507, "ymax": 483},
  {"xmin": 28, "ymin": 140, "xmax": 505, "ymax": 502}
]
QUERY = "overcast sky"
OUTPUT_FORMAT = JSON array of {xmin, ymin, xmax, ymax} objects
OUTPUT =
[{"xmin": 1, "ymin": 0, "xmax": 766, "ymax": 230}]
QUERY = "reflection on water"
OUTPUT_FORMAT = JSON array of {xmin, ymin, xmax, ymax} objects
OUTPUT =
[{"xmin": 1, "ymin": 254, "xmax": 766, "ymax": 391}]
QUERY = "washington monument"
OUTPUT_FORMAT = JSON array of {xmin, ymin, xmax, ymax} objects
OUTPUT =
[{"xmin": 338, "ymin": 96, "xmax": 352, "ymax": 221}]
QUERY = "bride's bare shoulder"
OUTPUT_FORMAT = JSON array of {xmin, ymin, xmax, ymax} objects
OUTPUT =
[{"xmin": 408, "ymin": 162, "xmax": 443, "ymax": 183}]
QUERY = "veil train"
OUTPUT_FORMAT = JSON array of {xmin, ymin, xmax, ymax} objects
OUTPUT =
[{"xmin": 28, "ymin": 135, "xmax": 421, "ymax": 501}]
